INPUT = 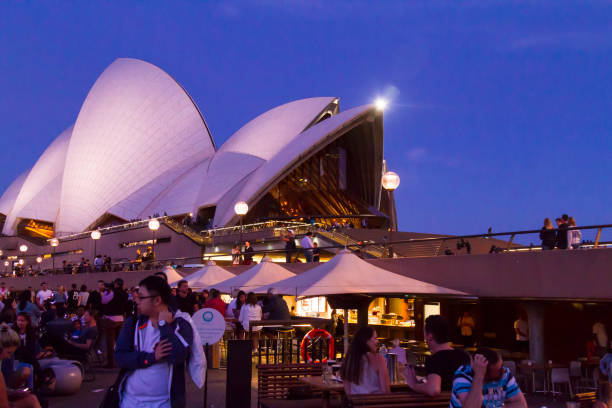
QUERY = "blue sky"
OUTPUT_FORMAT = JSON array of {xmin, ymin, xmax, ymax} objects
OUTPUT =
[{"xmin": 1, "ymin": 1, "xmax": 611, "ymax": 238}]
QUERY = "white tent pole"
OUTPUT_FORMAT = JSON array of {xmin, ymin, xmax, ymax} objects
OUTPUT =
[{"xmin": 343, "ymin": 308, "xmax": 349, "ymax": 356}]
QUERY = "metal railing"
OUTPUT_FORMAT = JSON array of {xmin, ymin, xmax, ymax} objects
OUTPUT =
[{"xmin": 200, "ymin": 220, "xmax": 314, "ymax": 238}]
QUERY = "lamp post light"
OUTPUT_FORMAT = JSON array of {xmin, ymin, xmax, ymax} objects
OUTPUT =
[
  {"xmin": 148, "ymin": 219, "xmax": 160, "ymax": 268},
  {"xmin": 382, "ymin": 171, "xmax": 400, "ymax": 257},
  {"xmin": 36, "ymin": 256, "xmax": 42, "ymax": 275},
  {"xmin": 19, "ymin": 244, "xmax": 28, "ymax": 254},
  {"xmin": 3, "ymin": 261, "xmax": 8, "ymax": 276},
  {"xmin": 234, "ymin": 201, "xmax": 249, "ymax": 245},
  {"xmin": 90, "ymin": 230, "xmax": 101, "ymax": 273},
  {"xmin": 50, "ymin": 238, "xmax": 59, "ymax": 273}
]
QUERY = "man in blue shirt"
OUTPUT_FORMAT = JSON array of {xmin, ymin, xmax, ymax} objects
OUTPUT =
[{"xmin": 451, "ymin": 347, "xmax": 527, "ymax": 408}]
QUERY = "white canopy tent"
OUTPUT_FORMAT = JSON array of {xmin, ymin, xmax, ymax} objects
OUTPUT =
[
  {"xmin": 252, "ymin": 249, "xmax": 467, "ymax": 297},
  {"xmin": 175, "ymin": 260, "xmax": 235, "ymax": 289},
  {"xmin": 161, "ymin": 265, "xmax": 184, "ymax": 286},
  {"xmin": 252, "ymin": 250, "xmax": 468, "ymax": 354},
  {"xmin": 214, "ymin": 257, "xmax": 295, "ymax": 294}
]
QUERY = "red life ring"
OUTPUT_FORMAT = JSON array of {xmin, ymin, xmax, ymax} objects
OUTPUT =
[{"xmin": 300, "ymin": 328, "xmax": 335, "ymax": 363}]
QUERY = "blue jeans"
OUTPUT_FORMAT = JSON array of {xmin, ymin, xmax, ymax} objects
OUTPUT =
[{"xmin": 304, "ymin": 250, "xmax": 313, "ymax": 263}]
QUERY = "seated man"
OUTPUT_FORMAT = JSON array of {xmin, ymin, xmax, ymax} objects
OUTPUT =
[
  {"xmin": 62, "ymin": 310, "xmax": 98, "ymax": 357},
  {"xmin": 261, "ymin": 288, "xmax": 290, "ymax": 337},
  {"xmin": 450, "ymin": 347, "xmax": 527, "ymax": 408},
  {"xmin": 404, "ymin": 315, "xmax": 469, "ymax": 396}
]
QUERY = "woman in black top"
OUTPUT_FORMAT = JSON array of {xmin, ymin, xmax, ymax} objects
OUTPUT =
[{"xmin": 539, "ymin": 218, "xmax": 556, "ymax": 250}]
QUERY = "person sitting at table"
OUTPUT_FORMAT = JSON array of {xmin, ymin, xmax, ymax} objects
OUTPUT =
[
  {"xmin": 261, "ymin": 288, "xmax": 290, "ymax": 337},
  {"xmin": 238, "ymin": 292, "xmax": 262, "ymax": 353},
  {"xmin": 450, "ymin": 347, "xmax": 527, "ymax": 408},
  {"xmin": 340, "ymin": 326, "xmax": 390, "ymax": 395},
  {"xmin": 404, "ymin": 315, "xmax": 470, "ymax": 396}
]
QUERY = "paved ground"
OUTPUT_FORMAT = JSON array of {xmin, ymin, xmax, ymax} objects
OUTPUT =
[
  {"xmin": 44, "ymin": 365, "xmax": 568, "ymax": 408},
  {"xmin": 46, "ymin": 367, "xmax": 257, "ymax": 408}
]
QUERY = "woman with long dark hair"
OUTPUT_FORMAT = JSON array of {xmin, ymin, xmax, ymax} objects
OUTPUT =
[
  {"xmin": 340, "ymin": 326, "xmax": 390, "ymax": 395},
  {"xmin": 16, "ymin": 293, "xmax": 40, "ymax": 329},
  {"xmin": 239, "ymin": 292, "xmax": 262, "ymax": 352}
]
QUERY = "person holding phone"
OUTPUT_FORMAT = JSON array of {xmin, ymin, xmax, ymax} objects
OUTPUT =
[{"xmin": 450, "ymin": 347, "xmax": 527, "ymax": 408}]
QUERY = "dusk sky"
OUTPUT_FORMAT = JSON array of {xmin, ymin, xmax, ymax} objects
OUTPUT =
[{"xmin": 1, "ymin": 1, "xmax": 611, "ymax": 240}]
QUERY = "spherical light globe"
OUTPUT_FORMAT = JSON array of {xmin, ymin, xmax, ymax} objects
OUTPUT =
[
  {"xmin": 90, "ymin": 230, "xmax": 101, "ymax": 240},
  {"xmin": 19, "ymin": 245, "xmax": 28, "ymax": 253},
  {"xmin": 234, "ymin": 201, "xmax": 249, "ymax": 216},
  {"xmin": 18, "ymin": 259, "xmax": 24, "ymax": 266},
  {"xmin": 0, "ymin": 250, "xmax": 3, "ymax": 257},
  {"xmin": 382, "ymin": 171, "xmax": 400, "ymax": 191},
  {"xmin": 50, "ymin": 238, "xmax": 59, "ymax": 247},
  {"xmin": 36, "ymin": 257, "xmax": 42, "ymax": 263},
  {"xmin": 374, "ymin": 98, "xmax": 389, "ymax": 111},
  {"xmin": 148, "ymin": 219, "xmax": 160, "ymax": 231}
]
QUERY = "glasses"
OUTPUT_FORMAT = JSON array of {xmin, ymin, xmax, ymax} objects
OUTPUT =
[{"xmin": 135, "ymin": 295, "xmax": 158, "ymax": 302}]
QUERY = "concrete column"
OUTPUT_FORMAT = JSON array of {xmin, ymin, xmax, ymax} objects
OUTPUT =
[{"xmin": 524, "ymin": 302, "xmax": 546, "ymax": 364}]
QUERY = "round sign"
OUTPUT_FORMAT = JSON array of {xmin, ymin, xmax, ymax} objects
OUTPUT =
[{"xmin": 192, "ymin": 308, "xmax": 226, "ymax": 345}]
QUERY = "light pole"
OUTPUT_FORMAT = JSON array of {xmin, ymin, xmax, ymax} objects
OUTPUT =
[
  {"xmin": 50, "ymin": 238, "xmax": 59, "ymax": 273},
  {"xmin": 148, "ymin": 219, "xmax": 160, "ymax": 268},
  {"xmin": 90, "ymin": 230, "xmax": 101, "ymax": 273},
  {"xmin": 234, "ymin": 201, "xmax": 249, "ymax": 245},
  {"xmin": 36, "ymin": 256, "xmax": 42, "ymax": 275},
  {"xmin": 17, "ymin": 259, "xmax": 23, "ymax": 277},
  {"xmin": 3, "ymin": 261, "xmax": 8, "ymax": 276},
  {"xmin": 382, "ymin": 171, "xmax": 400, "ymax": 257}
]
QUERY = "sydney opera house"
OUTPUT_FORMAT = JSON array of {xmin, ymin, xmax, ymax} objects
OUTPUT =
[{"xmin": 0, "ymin": 58, "xmax": 401, "ymax": 266}]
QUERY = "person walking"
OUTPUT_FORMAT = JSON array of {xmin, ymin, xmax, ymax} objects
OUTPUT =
[
  {"xmin": 115, "ymin": 276, "xmax": 204, "ymax": 408},
  {"xmin": 300, "ymin": 232, "xmax": 314, "ymax": 263},
  {"xmin": 101, "ymin": 278, "xmax": 128, "ymax": 368},
  {"xmin": 281, "ymin": 230, "xmax": 296, "ymax": 263},
  {"xmin": 340, "ymin": 325, "xmax": 390, "ymax": 395},
  {"xmin": 539, "ymin": 218, "xmax": 556, "ymax": 250}
]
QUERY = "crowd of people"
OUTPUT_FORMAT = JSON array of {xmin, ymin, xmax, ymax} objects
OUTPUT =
[{"xmin": 540, "ymin": 214, "xmax": 582, "ymax": 250}]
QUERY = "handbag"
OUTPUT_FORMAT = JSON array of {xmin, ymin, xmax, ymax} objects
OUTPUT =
[
  {"xmin": 98, "ymin": 317, "xmax": 138, "ymax": 408},
  {"xmin": 98, "ymin": 368, "xmax": 126, "ymax": 408}
]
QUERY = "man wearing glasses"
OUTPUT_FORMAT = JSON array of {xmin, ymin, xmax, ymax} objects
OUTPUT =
[
  {"xmin": 114, "ymin": 276, "xmax": 204, "ymax": 408},
  {"xmin": 450, "ymin": 347, "xmax": 527, "ymax": 408}
]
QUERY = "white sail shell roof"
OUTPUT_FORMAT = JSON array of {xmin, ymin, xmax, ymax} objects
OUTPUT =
[
  {"xmin": 57, "ymin": 58, "xmax": 215, "ymax": 234},
  {"xmin": 214, "ymin": 105, "xmax": 375, "ymax": 226},
  {"xmin": 0, "ymin": 171, "xmax": 29, "ymax": 218},
  {"xmin": 2, "ymin": 126, "xmax": 72, "ymax": 234}
]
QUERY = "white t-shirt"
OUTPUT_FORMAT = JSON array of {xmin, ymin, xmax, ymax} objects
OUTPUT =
[
  {"xmin": 36, "ymin": 289, "xmax": 53, "ymax": 305},
  {"xmin": 226, "ymin": 298, "xmax": 237, "ymax": 318},
  {"xmin": 79, "ymin": 291, "xmax": 90, "ymax": 306},
  {"xmin": 239, "ymin": 304, "xmax": 262, "ymax": 332},
  {"xmin": 300, "ymin": 236, "xmax": 314, "ymax": 250},
  {"xmin": 122, "ymin": 322, "xmax": 171, "ymax": 408},
  {"xmin": 514, "ymin": 319, "xmax": 529, "ymax": 341}
]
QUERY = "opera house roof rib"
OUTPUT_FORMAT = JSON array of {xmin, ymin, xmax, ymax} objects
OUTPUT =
[{"xmin": 0, "ymin": 58, "xmax": 388, "ymax": 238}]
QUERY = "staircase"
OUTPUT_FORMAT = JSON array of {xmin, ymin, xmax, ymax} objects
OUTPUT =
[{"xmin": 316, "ymin": 229, "xmax": 387, "ymax": 258}]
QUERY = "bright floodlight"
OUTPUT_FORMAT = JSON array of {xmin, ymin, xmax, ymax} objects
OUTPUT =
[
  {"xmin": 19, "ymin": 245, "xmax": 28, "ymax": 253},
  {"xmin": 148, "ymin": 219, "xmax": 160, "ymax": 231},
  {"xmin": 18, "ymin": 259, "xmax": 24, "ymax": 266},
  {"xmin": 234, "ymin": 201, "xmax": 249, "ymax": 216},
  {"xmin": 374, "ymin": 98, "xmax": 389, "ymax": 111},
  {"xmin": 50, "ymin": 238, "xmax": 59, "ymax": 247},
  {"xmin": 0, "ymin": 250, "xmax": 2, "ymax": 257},
  {"xmin": 382, "ymin": 171, "xmax": 400, "ymax": 191},
  {"xmin": 3, "ymin": 261, "xmax": 8, "ymax": 267},
  {"xmin": 36, "ymin": 256, "xmax": 42, "ymax": 263},
  {"xmin": 91, "ymin": 230, "xmax": 101, "ymax": 240}
]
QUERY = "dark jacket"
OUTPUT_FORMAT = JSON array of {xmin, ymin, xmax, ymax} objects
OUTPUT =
[
  {"xmin": 539, "ymin": 228, "xmax": 556, "ymax": 249},
  {"xmin": 105, "ymin": 288, "xmax": 128, "ymax": 316},
  {"xmin": 115, "ymin": 312, "xmax": 194, "ymax": 408},
  {"xmin": 556, "ymin": 224, "xmax": 569, "ymax": 249},
  {"xmin": 262, "ymin": 296, "xmax": 290, "ymax": 320}
]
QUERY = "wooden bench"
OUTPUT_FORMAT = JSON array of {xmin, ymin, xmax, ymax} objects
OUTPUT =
[
  {"xmin": 347, "ymin": 391, "xmax": 451, "ymax": 408},
  {"xmin": 258, "ymin": 363, "xmax": 340, "ymax": 408}
]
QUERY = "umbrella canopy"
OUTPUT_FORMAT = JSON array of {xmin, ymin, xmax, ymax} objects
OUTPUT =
[
  {"xmin": 214, "ymin": 257, "xmax": 295, "ymax": 294},
  {"xmin": 162, "ymin": 265, "xmax": 184, "ymax": 286},
  {"xmin": 176, "ymin": 260, "xmax": 235, "ymax": 289},
  {"xmin": 252, "ymin": 249, "xmax": 467, "ymax": 297}
]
